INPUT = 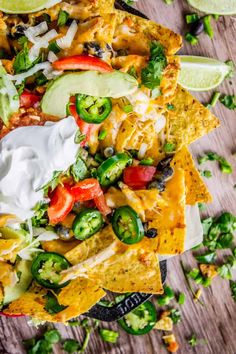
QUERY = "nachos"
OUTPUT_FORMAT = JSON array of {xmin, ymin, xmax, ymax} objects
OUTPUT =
[{"xmin": 0, "ymin": 0, "xmax": 219, "ymax": 323}]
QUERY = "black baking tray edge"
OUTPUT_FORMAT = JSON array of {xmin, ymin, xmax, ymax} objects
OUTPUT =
[{"xmin": 86, "ymin": 0, "xmax": 166, "ymax": 322}]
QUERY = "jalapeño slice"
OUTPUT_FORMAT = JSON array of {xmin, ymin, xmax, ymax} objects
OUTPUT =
[
  {"xmin": 75, "ymin": 94, "xmax": 112, "ymax": 123},
  {"xmin": 118, "ymin": 301, "xmax": 157, "ymax": 335},
  {"xmin": 111, "ymin": 205, "xmax": 144, "ymax": 245},
  {"xmin": 31, "ymin": 252, "xmax": 70, "ymax": 289},
  {"xmin": 97, "ymin": 153, "xmax": 132, "ymax": 187},
  {"xmin": 72, "ymin": 208, "xmax": 104, "ymax": 240}
]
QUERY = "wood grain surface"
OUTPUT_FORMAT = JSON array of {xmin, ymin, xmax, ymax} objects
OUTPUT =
[{"xmin": 0, "ymin": 1, "xmax": 236, "ymax": 353}]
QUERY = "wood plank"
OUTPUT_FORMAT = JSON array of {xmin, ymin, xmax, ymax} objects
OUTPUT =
[{"xmin": 0, "ymin": 1, "xmax": 235, "ymax": 353}]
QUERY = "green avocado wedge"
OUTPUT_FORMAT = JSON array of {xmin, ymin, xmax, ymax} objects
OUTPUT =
[
  {"xmin": 0, "ymin": 0, "xmax": 61, "ymax": 14},
  {"xmin": 41, "ymin": 71, "xmax": 138, "ymax": 118},
  {"xmin": 0, "ymin": 64, "xmax": 19, "ymax": 126},
  {"xmin": 4, "ymin": 260, "xmax": 32, "ymax": 304}
]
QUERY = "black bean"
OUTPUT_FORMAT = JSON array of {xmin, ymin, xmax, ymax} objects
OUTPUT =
[
  {"xmin": 162, "ymin": 166, "xmax": 174, "ymax": 180},
  {"xmin": 157, "ymin": 156, "xmax": 173, "ymax": 170},
  {"xmin": 145, "ymin": 228, "xmax": 158, "ymax": 238},
  {"xmin": 148, "ymin": 180, "xmax": 165, "ymax": 192},
  {"xmin": 84, "ymin": 41, "xmax": 104, "ymax": 58},
  {"xmin": 55, "ymin": 225, "xmax": 71, "ymax": 240},
  {"xmin": 104, "ymin": 146, "xmax": 115, "ymax": 158},
  {"xmin": 116, "ymin": 49, "xmax": 128, "ymax": 57},
  {"xmin": 190, "ymin": 19, "xmax": 204, "ymax": 36}
]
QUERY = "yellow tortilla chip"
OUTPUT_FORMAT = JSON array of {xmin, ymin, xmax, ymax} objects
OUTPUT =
[
  {"xmin": 172, "ymin": 146, "xmax": 212, "ymax": 204},
  {"xmin": 0, "ymin": 239, "xmax": 22, "ymax": 262},
  {"xmin": 0, "ymin": 284, "xmax": 3, "ymax": 305},
  {"xmin": 4, "ymin": 280, "xmax": 105, "ymax": 323},
  {"xmin": 0, "ymin": 261, "xmax": 17, "ymax": 287},
  {"xmin": 41, "ymin": 239, "xmax": 81, "ymax": 255},
  {"xmin": 165, "ymin": 85, "xmax": 220, "ymax": 150},
  {"xmin": 113, "ymin": 10, "xmax": 182, "ymax": 55},
  {"xmin": 94, "ymin": 239, "xmax": 163, "ymax": 294},
  {"xmin": 148, "ymin": 168, "xmax": 186, "ymax": 254}
]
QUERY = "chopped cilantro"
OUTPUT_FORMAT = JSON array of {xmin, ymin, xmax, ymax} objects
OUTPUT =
[
  {"xmin": 98, "ymin": 129, "xmax": 107, "ymax": 140},
  {"xmin": 44, "ymin": 291, "xmax": 67, "ymax": 314},
  {"xmin": 200, "ymin": 170, "xmax": 212, "ymax": 178},
  {"xmin": 220, "ymin": 94, "xmax": 236, "ymax": 110},
  {"xmin": 141, "ymin": 41, "xmax": 167, "ymax": 90},
  {"xmin": 57, "ymin": 9, "xmax": 69, "ymax": 27},
  {"xmin": 163, "ymin": 142, "xmax": 176, "ymax": 153},
  {"xmin": 128, "ymin": 66, "xmax": 138, "ymax": 79},
  {"xmin": 63, "ymin": 339, "xmax": 80, "ymax": 353},
  {"xmin": 188, "ymin": 334, "xmax": 197, "ymax": 346},
  {"xmin": 74, "ymin": 128, "xmax": 86, "ymax": 144},
  {"xmin": 157, "ymin": 285, "xmax": 174, "ymax": 306},
  {"xmin": 40, "ymin": 170, "xmax": 62, "ymax": 196},
  {"xmin": 195, "ymin": 251, "xmax": 216, "ymax": 264},
  {"xmin": 225, "ymin": 60, "xmax": 235, "ymax": 79},
  {"xmin": 185, "ymin": 14, "xmax": 200, "ymax": 24},
  {"xmin": 230, "ymin": 281, "xmax": 236, "ymax": 302},
  {"xmin": 166, "ymin": 103, "xmax": 175, "ymax": 110},
  {"xmin": 198, "ymin": 152, "xmax": 232, "ymax": 174},
  {"xmin": 169, "ymin": 309, "xmax": 181, "ymax": 324},
  {"xmin": 140, "ymin": 157, "xmax": 154, "ymax": 166},
  {"xmin": 70, "ymin": 157, "xmax": 88, "ymax": 182},
  {"xmin": 177, "ymin": 292, "xmax": 185, "ymax": 305},
  {"xmin": 13, "ymin": 40, "xmax": 40, "ymax": 74},
  {"xmin": 123, "ymin": 104, "xmax": 133, "ymax": 113}
]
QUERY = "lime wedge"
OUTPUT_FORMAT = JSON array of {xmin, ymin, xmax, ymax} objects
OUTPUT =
[
  {"xmin": 0, "ymin": 0, "xmax": 61, "ymax": 14},
  {"xmin": 187, "ymin": 0, "xmax": 236, "ymax": 15},
  {"xmin": 178, "ymin": 56, "xmax": 230, "ymax": 92}
]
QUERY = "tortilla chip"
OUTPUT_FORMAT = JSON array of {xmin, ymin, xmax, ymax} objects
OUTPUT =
[
  {"xmin": 0, "ymin": 261, "xmax": 17, "ymax": 287},
  {"xmin": 4, "ymin": 280, "xmax": 105, "ymax": 323},
  {"xmin": 41, "ymin": 239, "xmax": 81, "ymax": 255},
  {"xmin": 113, "ymin": 10, "xmax": 182, "ymax": 55},
  {"xmin": 148, "ymin": 168, "xmax": 186, "ymax": 254},
  {"xmin": 0, "ymin": 284, "xmax": 3, "ymax": 305},
  {"xmin": 94, "ymin": 239, "xmax": 163, "ymax": 294},
  {"xmin": 0, "ymin": 239, "xmax": 22, "ymax": 262},
  {"xmin": 165, "ymin": 85, "xmax": 220, "ymax": 150},
  {"xmin": 171, "ymin": 146, "xmax": 212, "ymax": 204},
  {"xmin": 105, "ymin": 186, "xmax": 167, "ymax": 222},
  {"xmin": 65, "ymin": 225, "xmax": 117, "ymax": 265}
]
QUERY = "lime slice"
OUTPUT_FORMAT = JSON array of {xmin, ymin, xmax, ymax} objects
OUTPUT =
[
  {"xmin": 178, "ymin": 56, "xmax": 230, "ymax": 92},
  {"xmin": 0, "ymin": 0, "xmax": 61, "ymax": 14},
  {"xmin": 187, "ymin": 0, "xmax": 236, "ymax": 15}
]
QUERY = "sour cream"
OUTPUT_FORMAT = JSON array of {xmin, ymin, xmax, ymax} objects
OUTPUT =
[{"xmin": 0, "ymin": 116, "xmax": 79, "ymax": 220}]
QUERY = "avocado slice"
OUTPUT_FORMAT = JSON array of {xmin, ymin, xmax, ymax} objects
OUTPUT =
[
  {"xmin": 0, "ymin": 64, "xmax": 19, "ymax": 125},
  {"xmin": 3, "ymin": 260, "xmax": 32, "ymax": 304},
  {"xmin": 41, "ymin": 71, "xmax": 138, "ymax": 118},
  {"xmin": 0, "ymin": 227, "xmax": 27, "ymax": 240}
]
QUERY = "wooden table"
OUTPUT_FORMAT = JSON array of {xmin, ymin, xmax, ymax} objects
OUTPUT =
[{"xmin": 0, "ymin": 1, "xmax": 235, "ymax": 353}]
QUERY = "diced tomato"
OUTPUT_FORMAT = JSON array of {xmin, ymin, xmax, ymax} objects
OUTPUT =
[
  {"xmin": 70, "ymin": 178, "xmax": 102, "ymax": 202},
  {"xmin": 94, "ymin": 192, "xmax": 111, "ymax": 216},
  {"xmin": 48, "ymin": 185, "xmax": 74, "ymax": 225},
  {"xmin": 123, "ymin": 166, "xmax": 156, "ymax": 189},
  {"xmin": 20, "ymin": 90, "xmax": 40, "ymax": 108},
  {"xmin": 52, "ymin": 55, "xmax": 113, "ymax": 73}
]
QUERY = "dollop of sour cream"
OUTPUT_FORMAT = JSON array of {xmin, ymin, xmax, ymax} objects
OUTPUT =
[{"xmin": 0, "ymin": 116, "xmax": 79, "ymax": 220}]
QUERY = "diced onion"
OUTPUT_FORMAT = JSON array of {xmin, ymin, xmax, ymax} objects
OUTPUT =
[
  {"xmin": 48, "ymin": 51, "xmax": 58, "ymax": 63},
  {"xmin": 43, "ymin": 68, "xmax": 63, "ymax": 80},
  {"xmin": 29, "ymin": 29, "xmax": 58, "ymax": 61},
  {"xmin": 8, "ymin": 62, "xmax": 52, "ymax": 84},
  {"xmin": 56, "ymin": 20, "xmax": 78, "ymax": 49},
  {"xmin": 154, "ymin": 115, "xmax": 166, "ymax": 133},
  {"xmin": 138, "ymin": 143, "xmax": 148, "ymax": 159},
  {"xmin": 24, "ymin": 21, "xmax": 48, "ymax": 43}
]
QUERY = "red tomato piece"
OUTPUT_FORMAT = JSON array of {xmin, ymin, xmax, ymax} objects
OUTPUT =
[
  {"xmin": 94, "ymin": 192, "xmax": 111, "ymax": 216},
  {"xmin": 20, "ymin": 90, "xmax": 40, "ymax": 108},
  {"xmin": 123, "ymin": 166, "xmax": 156, "ymax": 189},
  {"xmin": 70, "ymin": 178, "xmax": 102, "ymax": 202},
  {"xmin": 48, "ymin": 185, "xmax": 74, "ymax": 225},
  {"xmin": 52, "ymin": 55, "xmax": 113, "ymax": 73}
]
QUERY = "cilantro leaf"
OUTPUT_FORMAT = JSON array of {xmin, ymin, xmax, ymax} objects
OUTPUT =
[
  {"xmin": 225, "ymin": 60, "xmax": 235, "ymax": 79},
  {"xmin": 44, "ymin": 291, "xmax": 67, "ymax": 314},
  {"xmin": 220, "ymin": 95, "xmax": 236, "ymax": 110},
  {"xmin": 63, "ymin": 339, "xmax": 80, "ymax": 353},
  {"xmin": 57, "ymin": 9, "xmax": 69, "ymax": 27},
  {"xmin": 230, "ymin": 281, "xmax": 236, "ymax": 302},
  {"xmin": 40, "ymin": 171, "xmax": 62, "ymax": 196},
  {"xmin": 141, "ymin": 41, "xmax": 167, "ymax": 90},
  {"xmin": 169, "ymin": 308, "xmax": 181, "ymax": 324},
  {"xmin": 13, "ymin": 40, "xmax": 40, "ymax": 74},
  {"xmin": 70, "ymin": 157, "xmax": 88, "ymax": 182}
]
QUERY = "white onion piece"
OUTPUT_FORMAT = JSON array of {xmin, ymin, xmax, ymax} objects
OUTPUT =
[
  {"xmin": 29, "ymin": 29, "xmax": 58, "ymax": 61},
  {"xmin": 56, "ymin": 20, "xmax": 78, "ymax": 49},
  {"xmin": 8, "ymin": 62, "xmax": 52, "ymax": 84},
  {"xmin": 154, "ymin": 115, "xmax": 166, "ymax": 133},
  {"xmin": 24, "ymin": 21, "xmax": 48, "ymax": 43},
  {"xmin": 138, "ymin": 143, "xmax": 148, "ymax": 159},
  {"xmin": 48, "ymin": 51, "xmax": 58, "ymax": 63},
  {"xmin": 43, "ymin": 68, "xmax": 63, "ymax": 80}
]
